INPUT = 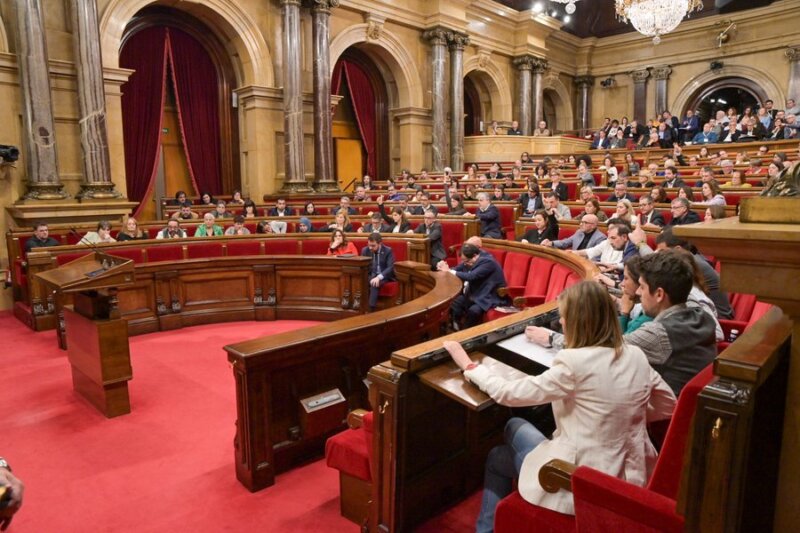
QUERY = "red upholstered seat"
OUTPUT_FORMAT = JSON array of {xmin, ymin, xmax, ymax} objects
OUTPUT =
[
  {"xmin": 186, "ymin": 243, "xmax": 224, "ymax": 259},
  {"xmin": 503, "ymin": 252, "xmax": 532, "ymax": 293},
  {"xmin": 300, "ymin": 239, "xmax": 331, "ymax": 255},
  {"xmin": 264, "ymin": 239, "xmax": 299, "ymax": 255},
  {"xmin": 147, "ymin": 228, "xmax": 161, "ymax": 239},
  {"xmin": 145, "ymin": 245, "xmax": 184, "ymax": 262},
  {"xmin": 226, "ymin": 241, "xmax": 262, "ymax": 256},
  {"xmin": 718, "ymin": 301, "xmax": 772, "ymax": 351},
  {"xmin": 496, "ymin": 365, "xmax": 713, "ymax": 533},
  {"xmin": 557, "ymin": 227, "xmax": 578, "ymax": 240},
  {"xmin": 325, "ymin": 424, "xmax": 371, "ymax": 482},
  {"xmin": 379, "ymin": 281, "xmax": 399, "ymax": 298},
  {"xmin": 384, "ymin": 241, "xmax": 408, "ymax": 261},
  {"xmin": 110, "ymin": 248, "xmax": 144, "ymax": 264},
  {"xmin": 56, "ymin": 252, "xmax": 91, "ymax": 266},
  {"xmin": 485, "ymin": 248, "xmax": 506, "ymax": 266}
]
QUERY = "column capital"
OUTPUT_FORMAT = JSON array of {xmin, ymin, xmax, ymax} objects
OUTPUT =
[
  {"xmin": 652, "ymin": 65, "xmax": 672, "ymax": 80},
  {"xmin": 629, "ymin": 69, "xmax": 650, "ymax": 83},
  {"xmin": 532, "ymin": 58, "xmax": 548, "ymax": 74},
  {"xmin": 281, "ymin": 0, "xmax": 302, "ymax": 6},
  {"xmin": 786, "ymin": 47, "xmax": 800, "ymax": 62},
  {"xmin": 513, "ymin": 55, "xmax": 545, "ymax": 72},
  {"xmin": 306, "ymin": 0, "xmax": 339, "ymax": 13},
  {"xmin": 574, "ymin": 75, "xmax": 594, "ymax": 88},
  {"xmin": 422, "ymin": 26, "xmax": 450, "ymax": 46},
  {"xmin": 446, "ymin": 31, "xmax": 470, "ymax": 51}
]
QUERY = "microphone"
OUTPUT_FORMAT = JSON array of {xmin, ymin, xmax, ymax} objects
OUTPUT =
[{"xmin": 70, "ymin": 227, "xmax": 113, "ymax": 272}]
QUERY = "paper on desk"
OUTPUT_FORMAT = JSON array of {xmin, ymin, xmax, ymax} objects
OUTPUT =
[{"xmin": 496, "ymin": 333, "xmax": 557, "ymax": 368}]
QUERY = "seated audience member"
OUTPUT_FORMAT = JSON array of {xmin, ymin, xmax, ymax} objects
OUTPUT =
[
  {"xmin": 80, "ymin": 221, "xmax": 116, "ymax": 245},
  {"xmin": 650, "ymin": 185, "xmax": 669, "ymax": 204},
  {"xmin": 194, "ymin": 213, "xmax": 223, "ymax": 237},
  {"xmin": 578, "ymin": 198, "xmax": 608, "ymax": 222},
  {"xmin": 358, "ymin": 212, "xmax": 390, "ymax": 234},
  {"xmin": 718, "ymin": 159, "xmax": 735, "ymax": 178},
  {"xmin": 411, "ymin": 192, "xmax": 438, "ymax": 215},
  {"xmin": 156, "ymin": 219, "xmax": 187, "ymax": 239},
  {"xmin": 676, "ymin": 185, "xmax": 696, "ymax": 203},
  {"xmin": 694, "ymin": 181, "xmax": 726, "ymax": 206},
  {"xmin": 544, "ymin": 170, "xmax": 569, "ymax": 201},
  {"xmin": 296, "ymin": 217, "xmax": 314, "ymax": 233},
  {"xmin": 520, "ymin": 151, "xmax": 534, "ymax": 165},
  {"xmin": 616, "ymin": 256, "xmax": 653, "ymax": 333},
  {"xmin": 693, "ymin": 166, "xmax": 716, "ymax": 188},
  {"xmin": 607, "ymin": 129, "xmax": 627, "ymax": 149},
  {"xmin": 641, "ymin": 131, "xmax": 660, "ymax": 148},
  {"xmin": 466, "ymin": 192, "xmax": 502, "ymax": 239},
  {"xmin": 657, "ymin": 122, "xmax": 674, "ymax": 148},
  {"xmin": 361, "ymin": 174, "xmax": 374, "ymax": 191},
  {"xmin": 485, "ymin": 163, "xmax": 504, "ymax": 181},
  {"xmin": 224, "ymin": 215, "xmax": 251, "ymax": 236},
  {"xmin": 376, "ymin": 196, "xmax": 411, "ymax": 233},
  {"xmin": 601, "ymin": 156, "xmax": 619, "ymax": 186},
  {"xmin": 0, "ymin": 455, "xmax": 25, "ymax": 529},
  {"xmin": 786, "ymin": 98, "xmax": 800, "ymax": 116},
  {"xmin": 666, "ymin": 197, "xmax": 701, "ymax": 226},
  {"xmin": 25, "ymin": 222, "xmax": 59, "ymax": 252},
  {"xmin": 519, "ymin": 209, "xmax": 558, "ymax": 245},
  {"xmin": 720, "ymin": 121, "xmax": 741, "ymax": 143},
  {"xmin": 542, "ymin": 214, "xmax": 604, "ymax": 250},
  {"xmin": 745, "ymin": 158, "xmax": 765, "ymax": 176},
  {"xmin": 444, "ymin": 187, "xmax": 468, "ymax": 215},
  {"xmin": 116, "ymin": 217, "xmax": 147, "ymax": 241},
  {"xmin": 486, "ymin": 120, "xmax": 500, "ymax": 135},
  {"xmin": 738, "ymin": 120, "xmax": 760, "ymax": 142},
  {"xmin": 171, "ymin": 190, "xmax": 189, "ymax": 206},
  {"xmin": 662, "ymin": 167, "xmax": 685, "ymax": 189},
  {"xmin": 353, "ymin": 186, "xmax": 370, "ymax": 202},
  {"xmin": 532, "ymin": 120, "xmax": 550, "ymax": 136},
  {"xmin": 679, "ymin": 109, "xmax": 699, "ymax": 142},
  {"xmin": 610, "ymin": 182, "xmax": 636, "ymax": 202},
  {"xmin": 242, "ymin": 200, "xmax": 259, "ymax": 218},
  {"xmin": 230, "ymin": 190, "xmax": 245, "ymax": 205},
  {"xmin": 630, "ymin": 170, "xmax": 655, "ymax": 189},
  {"xmin": 655, "ymin": 229, "xmax": 733, "ymax": 319},
  {"xmin": 267, "ymin": 198, "xmax": 294, "ymax": 217},
  {"xmin": 767, "ymin": 118, "xmax": 785, "ymax": 140},
  {"xmin": 362, "ymin": 233, "xmax": 395, "ymax": 311},
  {"xmin": 327, "ymin": 229, "xmax": 358, "ymax": 256},
  {"xmin": 585, "ymin": 223, "xmax": 640, "ymax": 283},
  {"xmin": 338, "ymin": 196, "xmax": 359, "ymax": 216},
  {"xmin": 444, "ymin": 281, "xmax": 675, "ymax": 528},
  {"xmin": 507, "ymin": 120, "xmax": 523, "ymax": 135},
  {"xmin": 591, "ymin": 129, "xmax": 608, "ymax": 149},
  {"xmin": 704, "ymin": 205, "xmax": 726, "ymax": 222},
  {"xmin": 577, "ymin": 185, "xmax": 595, "ymax": 203},
  {"xmin": 614, "ymin": 199, "xmax": 638, "ymax": 227},
  {"xmin": 507, "ymin": 167, "xmax": 522, "ymax": 185},
  {"xmin": 783, "ymin": 113, "xmax": 800, "ymax": 139},
  {"xmin": 171, "ymin": 202, "xmax": 199, "ymax": 220},
  {"xmin": 638, "ymin": 196, "xmax": 665, "ymax": 227},
  {"xmin": 327, "ymin": 208, "xmax": 354, "ymax": 233},
  {"xmin": 544, "ymin": 192, "xmax": 571, "ymax": 221},
  {"xmin": 575, "ymin": 165, "xmax": 596, "ymax": 187},
  {"xmin": 692, "ymin": 122, "xmax": 717, "ymax": 144},
  {"xmin": 492, "ymin": 184, "xmax": 511, "ymax": 202},
  {"xmin": 518, "ymin": 181, "xmax": 543, "ymax": 217},
  {"xmin": 436, "ymin": 242, "xmax": 510, "ymax": 329},
  {"xmin": 301, "ymin": 201, "xmax": 317, "ymax": 217},
  {"xmin": 256, "ymin": 220, "xmax": 275, "ymax": 234},
  {"xmin": 212, "ymin": 200, "xmax": 233, "ymax": 219},
  {"xmin": 412, "ymin": 211, "xmax": 445, "ymax": 269},
  {"xmin": 200, "ymin": 192, "xmax": 216, "ymax": 206}
]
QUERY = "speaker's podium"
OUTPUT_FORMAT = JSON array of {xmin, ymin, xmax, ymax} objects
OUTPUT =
[{"xmin": 36, "ymin": 252, "xmax": 135, "ymax": 418}]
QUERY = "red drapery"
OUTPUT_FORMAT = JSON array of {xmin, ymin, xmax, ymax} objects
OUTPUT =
[
  {"xmin": 120, "ymin": 26, "xmax": 222, "ymax": 214},
  {"xmin": 167, "ymin": 28, "xmax": 222, "ymax": 196},
  {"xmin": 332, "ymin": 59, "xmax": 376, "ymax": 178},
  {"xmin": 119, "ymin": 26, "xmax": 169, "ymax": 210}
]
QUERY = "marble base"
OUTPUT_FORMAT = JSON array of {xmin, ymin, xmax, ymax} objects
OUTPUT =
[
  {"xmin": 23, "ymin": 183, "xmax": 70, "ymax": 200},
  {"xmin": 77, "ymin": 182, "xmax": 122, "ymax": 200},
  {"xmin": 6, "ymin": 201, "xmax": 139, "ymax": 227}
]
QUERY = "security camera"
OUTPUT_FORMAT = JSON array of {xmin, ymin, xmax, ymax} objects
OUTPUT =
[
  {"xmin": 0, "ymin": 145, "xmax": 19, "ymax": 163},
  {"xmin": 710, "ymin": 61, "xmax": 724, "ymax": 72},
  {"xmin": 600, "ymin": 77, "xmax": 615, "ymax": 88}
]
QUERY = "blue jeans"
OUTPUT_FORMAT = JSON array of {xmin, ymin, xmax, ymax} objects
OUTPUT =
[{"xmin": 476, "ymin": 417, "xmax": 548, "ymax": 533}]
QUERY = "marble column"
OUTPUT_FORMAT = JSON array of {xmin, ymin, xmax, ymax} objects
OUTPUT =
[
  {"xmin": 310, "ymin": 0, "xmax": 339, "ymax": 192},
  {"xmin": 786, "ymin": 47, "xmax": 800, "ymax": 107},
  {"xmin": 574, "ymin": 75, "xmax": 594, "ymax": 135},
  {"xmin": 629, "ymin": 69, "xmax": 650, "ymax": 123},
  {"xmin": 532, "ymin": 59, "xmax": 548, "ymax": 129},
  {"xmin": 423, "ymin": 27, "xmax": 448, "ymax": 171},
  {"xmin": 447, "ymin": 31, "xmax": 469, "ymax": 172},
  {"xmin": 14, "ymin": 0, "xmax": 68, "ymax": 199},
  {"xmin": 70, "ymin": 0, "xmax": 120, "ymax": 199},
  {"xmin": 653, "ymin": 65, "xmax": 672, "ymax": 117},
  {"xmin": 513, "ymin": 56, "xmax": 534, "ymax": 135},
  {"xmin": 280, "ymin": 0, "xmax": 308, "ymax": 192}
]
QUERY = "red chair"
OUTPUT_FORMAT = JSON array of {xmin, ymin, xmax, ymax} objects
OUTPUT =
[
  {"xmin": 495, "ymin": 365, "xmax": 714, "ymax": 533},
  {"xmin": 718, "ymin": 301, "xmax": 772, "ymax": 351},
  {"xmin": 503, "ymin": 252, "xmax": 532, "ymax": 295},
  {"xmin": 325, "ymin": 410, "xmax": 374, "ymax": 525}
]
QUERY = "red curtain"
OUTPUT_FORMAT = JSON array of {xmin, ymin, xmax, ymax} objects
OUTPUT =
[
  {"xmin": 119, "ymin": 26, "xmax": 169, "ymax": 210},
  {"xmin": 332, "ymin": 59, "xmax": 376, "ymax": 178},
  {"xmin": 166, "ymin": 28, "xmax": 222, "ymax": 196}
]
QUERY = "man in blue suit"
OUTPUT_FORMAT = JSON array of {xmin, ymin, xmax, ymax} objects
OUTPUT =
[
  {"xmin": 439, "ymin": 242, "xmax": 509, "ymax": 329},
  {"xmin": 468, "ymin": 192, "xmax": 503, "ymax": 239},
  {"xmin": 542, "ymin": 214, "xmax": 606, "ymax": 250},
  {"xmin": 361, "ymin": 233, "xmax": 395, "ymax": 311},
  {"xmin": 691, "ymin": 122, "xmax": 718, "ymax": 144}
]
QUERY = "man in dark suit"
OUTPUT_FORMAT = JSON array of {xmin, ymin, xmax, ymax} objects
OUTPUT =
[
  {"xmin": 361, "ymin": 233, "xmax": 395, "ymax": 311},
  {"xmin": 610, "ymin": 182, "xmax": 636, "ymax": 202},
  {"xmin": 678, "ymin": 110, "xmax": 699, "ymax": 143},
  {"xmin": 506, "ymin": 120, "xmax": 523, "ymax": 135},
  {"xmin": 267, "ymin": 198, "xmax": 294, "ymax": 217},
  {"xmin": 638, "ymin": 196, "xmax": 665, "ymax": 227},
  {"xmin": 666, "ymin": 198, "xmax": 701, "ymax": 226},
  {"xmin": 438, "ymin": 242, "xmax": 509, "ymax": 329},
  {"xmin": 414, "ymin": 211, "xmax": 446, "ymax": 269},
  {"xmin": 410, "ymin": 192, "xmax": 438, "ymax": 215},
  {"xmin": 359, "ymin": 212, "xmax": 391, "ymax": 234},
  {"xmin": 662, "ymin": 167, "xmax": 686, "ymax": 189},
  {"xmin": 338, "ymin": 196, "xmax": 359, "ymax": 216},
  {"xmin": 468, "ymin": 192, "xmax": 502, "ymax": 238}
]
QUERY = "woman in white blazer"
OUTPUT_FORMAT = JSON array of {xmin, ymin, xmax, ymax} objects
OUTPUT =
[{"xmin": 444, "ymin": 281, "xmax": 676, "ymax": 532}]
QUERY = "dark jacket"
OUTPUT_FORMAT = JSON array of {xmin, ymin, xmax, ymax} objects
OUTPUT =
[
  {"xmin": 414, "ymin": 221, "xmax": 446, "ymax": 263},
  {"xmin": 641, "ymin": 210, "xmax": 666, "ymax": 227},
  {"xmin": 518, "ymin": 193, "xmax": 544, "ymax": 216},
  {"xmin": 267, "ymin": 206, "xmax": 295, "ymax": 217},
  {"xmin": 476, "ymin": 204, "xmax": 502, "ymax": 239},
  {"xmin": 667, "ymin": 210, "xmax": 701, "ymax": 226},
  {"xmin": 361, "ymin": 244, "xmax": 395, "ymax": 281},
  {"xmin": 543, "ymin": 181, "xmax": 568, "ymax": 201},
  {"xmin": 453, "ymin": 253, "xmax": 509, "ymax": 311}
]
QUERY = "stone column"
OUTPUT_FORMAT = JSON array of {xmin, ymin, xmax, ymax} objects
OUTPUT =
[
  {"xmin": 423, "ymin": 27, "xmax": 449, "ymax": 171},
  {"xmin": 310, "ymin": 0, "xmax": 339, "ymax": 192},
  {"xmin": 14, "ymin": 0, "xmax": 67, "ymax": 199},
  {"xmin": 629, "ymin": 69, "xmax": 650, "ymax": 123},
  {"xmin": 574, "ymin": 75, "xmax": 594, "ymax": 136},
  {"xmin": 280, "ymin": 0, "xmax": 308, "ymax": 192},
  {"xmin": 447, "ymin": 31, "xmax": 469, "ymax": 172},
  {"xmin": 513, "ymin": 56, "xmax": 534, "ymax": 135},
  {"xmin": 653, "ymin": 65, "xmax": 672, "ymax": 117},
  {"xmin": 70, "ymin": 0, "xmax": 120, "ymax": 199},
  {"xmin": 786, "ymin": 47, "xmax": 800, "ymax": 107},
  {"xmin": 532, "ymin": 59, "xmax": 548, "ymax": 129}
]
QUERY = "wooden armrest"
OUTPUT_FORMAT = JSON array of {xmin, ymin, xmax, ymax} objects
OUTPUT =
[
  {"xmin": 496, "ymin": 286, "xmax": 509, "ymax": 298},
  {"xmin": 512, "ymin": 295, "xmax": 546, "ymax": 308},
  {"xmin": 539, "ymin": 459, "xmax": 577, "ymax": 494},
  {"xmin": 347, "ymin": 408, "xmax": 369, "ymax": 429}
]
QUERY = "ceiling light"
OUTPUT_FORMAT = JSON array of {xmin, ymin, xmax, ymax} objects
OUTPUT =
[
  {"xmin": 533, "ymin": 2, "xmax": 544, "ymax": 13},
  {"xmin": 615, "ymin": 0, "xmax": 703, "ymax": 45},
  {"xmin": 564, "ymin": 15, "xmax": 572, "ymax": 22}
]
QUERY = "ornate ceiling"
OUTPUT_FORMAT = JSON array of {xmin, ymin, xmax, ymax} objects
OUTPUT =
[{"xmin": 492, "ymin": 0, "xmax": 775, "ymax": 38}]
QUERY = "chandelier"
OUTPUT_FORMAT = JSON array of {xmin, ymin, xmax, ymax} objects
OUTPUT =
[
  {"xmin": 550, "ymin": 0, "xmax": 579, "ymax": 15},
  {"xmin": 615, "ymin": 0, "xmax": 703, "ymax": 44}
]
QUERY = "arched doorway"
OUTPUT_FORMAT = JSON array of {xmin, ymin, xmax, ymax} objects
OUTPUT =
[
  {"xmin": 464, "ymin": 77, "xmax": 482, "ymax": 136},
  {"xmin": 684, "ymin": 77, "xmax": 768, "ymax": 123},
  {"xmin": 332, "ymin": 48, "xmax": 389, "ymax": 184},
  {"xmin": 543, "ymin": 90, "xmax": 559, "ymax": 133},
  {"xmin": 120, "ymin": 6, "xmax": 240, "ymax": 219}
]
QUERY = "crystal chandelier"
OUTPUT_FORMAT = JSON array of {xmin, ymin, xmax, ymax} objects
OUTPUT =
[
  {"xmin": 551, "ymin": 0, "xmax": 579, "ymax": 15},
  {"xmin": 615, "ymin": 0, "xmax": 703, "ymax": 45}
]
